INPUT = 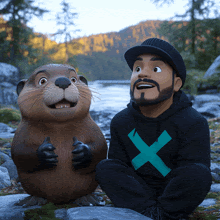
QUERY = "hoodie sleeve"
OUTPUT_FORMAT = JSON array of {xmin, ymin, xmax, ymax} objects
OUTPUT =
[
  {"xmin": 175, "ymin": 117, "xmax": 211, "ymax": 170},
  {"xmin": 108, "ymin": 116, "xmax": 132, "ymax": 166}
]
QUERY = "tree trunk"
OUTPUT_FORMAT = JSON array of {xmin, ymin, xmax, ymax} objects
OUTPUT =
[{"xmin": 191, "ymin": 0, "xmax": 196, "ymax": 54}]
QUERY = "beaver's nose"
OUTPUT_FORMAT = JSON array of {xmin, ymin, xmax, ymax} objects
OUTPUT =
[{"xmin": 55, "ymin": 77, "xmax": 71, "ymax": 90}]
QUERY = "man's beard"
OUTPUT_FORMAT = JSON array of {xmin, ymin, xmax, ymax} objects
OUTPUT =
[{"xmin": 130, "ymin": 74, "xmax": 175, "ymax": 106}]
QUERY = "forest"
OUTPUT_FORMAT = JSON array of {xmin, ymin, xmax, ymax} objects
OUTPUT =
[{"xmin": 0, "ymin": 0, "xmax": 220, "ymax": 94}]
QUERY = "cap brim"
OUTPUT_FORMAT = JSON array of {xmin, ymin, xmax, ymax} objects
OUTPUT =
[{"xmin": 124, "ymin": 45, "xmax": 177, "ymax": 72}]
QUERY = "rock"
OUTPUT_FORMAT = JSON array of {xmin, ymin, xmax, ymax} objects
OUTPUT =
[
  {"xmin": 192, "ymin": 94, "xmax": 220, "ymax": 120},
  {"xmin": 1, "ymin": 159, "xmax": 18, "ymax": 181},
  {"xmin": 66, "ymin": 207, "xmax": 153, "ymax": 220},
  {"xmin": 0, "ymin": 151, "xmax": 10, "ymax": 162},
  {"xmin": 211, "ymin": 172, "xmax": 220, "ymax": 181},
  {"xmin": 0, "ymin": 166, "xmax": 11, "ymax": 190},
  {"xmin": 198, "ymin": 198, "xmax": 217, "ymax": 208},
  {"xmin": 0, "ymin": 151, "xmax": 18, "ymax": 181},
  {"xmin": 193, "ymin": 103, "xmax": 220, "ymax": 118},
  {"xmin": 203, "ymin": 55, "xmax": 220, "ymax": 79},
  {"xmin": 0, "ymin": 62, "xmax": 20, "ymax": 105},
  {"xmin": 209, "ymin": 183, "xmax": 220, "ymax": 193},
  {"xmin": 0, "ymin": 194, "xmax": 153, "ymax": 220},
  {"xmin": 211, "ymin": 162, "xmax": 220, "ymax": 173},
  {"xmin": 0, "ymin": 123, "xmax": 15, "ymax": 139},
  {"xmin": 0, "ymin": 194, "xmax": 41, "ymax": 220},
  {"xmin": 193, "ymin": 94, "xmax": 220, "ymax": 107}
]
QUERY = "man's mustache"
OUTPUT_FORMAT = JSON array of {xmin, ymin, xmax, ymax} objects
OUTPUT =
[{"xmin": 133, "ymin": 78, "xmax": 160, "ymax": 92}]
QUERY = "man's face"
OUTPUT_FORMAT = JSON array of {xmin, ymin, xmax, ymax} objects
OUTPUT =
[{"xmin": 130, "ymin": 53, "xmax": 178, "ymax": 106}]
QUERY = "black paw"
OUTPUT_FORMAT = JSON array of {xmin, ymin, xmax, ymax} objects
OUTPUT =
[
  {"xmin": 37, "ymin": 137, "xmax": 58, "ymax": 169},
  {"xmin": 72, "ymin": 137, "xmax": 92, "ymax": 170}
]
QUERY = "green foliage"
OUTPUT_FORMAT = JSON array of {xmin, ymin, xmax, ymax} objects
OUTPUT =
[
  {"xmin": 0, "ymin": 0, "xmax": 49, "ymax": 71},
  {"xmin": 23, "ymin": 202, "xmax": 78, "ymax": 220},
  {"xmin": 24, "ymin": 202, "xmax": 62, "ymax": 220},
  {"xmin": 182, "ymin": 69, "xmax": 207, "ymax": 95},
  {"xmin": 157, "ymin": 17, "xmax": 220, "ymax": 71},
  {"xmin": 0, "ymin": 108, "xmax": 21, "ymax": 124},
  {"xmin": 0, "ymin": 155, "xmax": 5, "ymax": 165},
  {"xmin": 76, "ymin": 52, "xmax": 131, "ymax": 81},
  {"xmin": 205, "ymin": 71, "xmax": 220, "ymax": 92}
]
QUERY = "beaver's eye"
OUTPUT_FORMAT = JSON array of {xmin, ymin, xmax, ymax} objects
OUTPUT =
[
  {"xmin": 39, "ymin": 77, "xmax": 47, "ymax": 85},
  {"xmin": 135, "ymin": 66, "xmax": 141, "ymax": 73},
  {"xmin": 71, "ymin": 77, "xmax": 77, "ymax": 83},
  {"xmin": 154, "ymin": 67, "xmax": 162, "ymax": 72}
]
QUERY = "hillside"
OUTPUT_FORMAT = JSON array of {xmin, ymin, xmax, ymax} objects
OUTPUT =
[
  {"xmin": 75, "ymin": 20, "xmax": 168, "ymax": 80},
  {"xmin": 29, "ymin": 20, "xmax": 167, "ymax": 80},
  {"xmin": 0, "ymin": 17, "xmax": 167, "ymax": 80}
]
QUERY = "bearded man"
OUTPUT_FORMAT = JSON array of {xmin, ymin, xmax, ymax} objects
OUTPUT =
[{"xmin": 95, "ymin": 38, "xmax": 212, "ymax": 220}]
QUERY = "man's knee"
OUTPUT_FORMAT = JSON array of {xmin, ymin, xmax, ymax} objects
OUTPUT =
[
  {"xmin": 172, "ymin": 163, "xmax": 212, "ymax": 189},
  {"xmin": 190, "ymin": 163, "xmax": 212, "ymax": 184},
  {"xmin": 96, "ymin": 159, "xmax": 129, "ymax": 172},
  {"xmin": 95, "ymin": 159, "xmax": 131, "ymax": 182}
]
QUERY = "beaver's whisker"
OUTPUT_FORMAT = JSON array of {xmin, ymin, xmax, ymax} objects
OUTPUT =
[
  {"xmin": 79, "ymin": 94, "xmax": 91, "ymax": 102},
  {"xmin": 18, "ymin": 92, "xmax": 43, "ymax": 105},
  {"xmin": 29, "ymin": 97, "xmax": 41, "ymax": 111},
  {"xmin": 89, "ymin": 90, "xmax": 100, "ymax": 96}
]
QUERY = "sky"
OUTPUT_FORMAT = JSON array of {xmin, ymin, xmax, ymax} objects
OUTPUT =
[{"xmin": 1, "ymin": 0, "xmax": 219, "ymax": 43}]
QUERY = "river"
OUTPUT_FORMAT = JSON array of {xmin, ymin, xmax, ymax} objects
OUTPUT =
[{"xmin": 89, "ymin": 80, "xmax": 131, "ymax": 140}]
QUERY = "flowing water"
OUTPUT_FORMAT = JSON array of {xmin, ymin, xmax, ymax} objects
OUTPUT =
[{"xmin": 88, "ymin": 80, "xmax": 132, "ymax": 140}]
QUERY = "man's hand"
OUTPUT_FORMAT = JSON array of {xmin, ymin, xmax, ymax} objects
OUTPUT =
[{"xmin": 72, "ymin": 137, "xmax": 92, "ymax": 170}]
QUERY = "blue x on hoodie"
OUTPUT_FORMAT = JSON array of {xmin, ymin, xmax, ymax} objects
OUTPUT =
[{"xmin": 108, "ymin": 90, "xmax": 211, "ymax": 183}]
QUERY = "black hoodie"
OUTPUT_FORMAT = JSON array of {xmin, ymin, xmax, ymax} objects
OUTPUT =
[{"xmin": 108, "ymin": 90, "xmax": 211, "ymax": 184}]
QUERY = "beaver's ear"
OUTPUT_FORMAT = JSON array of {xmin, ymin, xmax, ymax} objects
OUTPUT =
[
  {"xmin": 16, "ymin": 79, "xmax": 28, "ymax": 96},
  {"xmin": 79, "ymin": 75, "xmax": 88, "ymax": 85}
]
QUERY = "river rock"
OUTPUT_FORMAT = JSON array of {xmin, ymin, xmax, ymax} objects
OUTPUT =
[
  {"xmin": 0, "ymin": 123, "xmax": 15, "ymax": 139},
  {"xmin": 65, "ymin": 207, "xmax": 152, "ymax": 220},
  {"xmin": 0, "ymin": 194, "xmax": 41, "ymax": 220},
  {"xmin": 0, "ymin": 194, "xmax": 153, "ymax": 220},
  {"xmin": 192, "ymin": 94, "xmax": 220, "ymax": 119},
  {"xmin": 0, "ymin": 166, "xmax": 11, "ymax": 190},
  {"xmin": 0, "ymin": 62, "xmax": 19, "ymax": 105},
  {"xmin": 203, "ymin": 55, "xmax": 220, "ymax": 79}
]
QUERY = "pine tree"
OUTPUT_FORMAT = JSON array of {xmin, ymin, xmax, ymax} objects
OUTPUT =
[
  {"xmin": 53, "ymin": 0, "xmax": 81, "ymax": 64},
  {"xmin": 0, "ymin": 0, "xmax": 48, "ymax": 66}
]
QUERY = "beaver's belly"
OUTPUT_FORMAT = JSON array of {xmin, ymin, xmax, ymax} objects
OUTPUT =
[{"xmin": 18, "ymin": 147, "xmax": 97, "ymax": 203}]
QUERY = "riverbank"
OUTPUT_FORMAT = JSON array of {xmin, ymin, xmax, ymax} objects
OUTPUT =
[{"xmin": 0, "ymin": 117, "xmax": 220, "ymax": 219}]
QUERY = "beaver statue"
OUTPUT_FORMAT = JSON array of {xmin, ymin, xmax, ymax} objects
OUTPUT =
[{"xmin": 11, "ymin": 64, "xmax": 107, "ymax": 207}]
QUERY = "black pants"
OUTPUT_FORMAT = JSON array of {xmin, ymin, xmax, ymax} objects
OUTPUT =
[{"xmin": 95, "ymin": 159, "xmax": 212, "ymax": 219}]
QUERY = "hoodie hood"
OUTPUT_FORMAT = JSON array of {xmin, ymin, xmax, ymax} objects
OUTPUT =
[
  {"xmin": 127, "ymin": 90, "xmax": 193, "ymax": 142},
  {"xmin": 127, "ymin": 90, "xmax": 192, "ymax": 121}
]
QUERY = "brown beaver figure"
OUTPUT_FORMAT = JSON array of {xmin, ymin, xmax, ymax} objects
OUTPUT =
[{"xmin": 11, "ymin": 64, "xmax": 107, "ymax": 206}]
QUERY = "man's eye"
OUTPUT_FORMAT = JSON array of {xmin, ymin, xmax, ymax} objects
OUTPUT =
[
  {"xmin": 135, "ymin": 66, "xmax": 141, "ymax": 72},
  {"xmin": 154, "ymin": 67, "xmax": 162, "ymax": 72}
]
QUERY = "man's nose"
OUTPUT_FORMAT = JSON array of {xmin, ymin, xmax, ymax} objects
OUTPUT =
[{"xmin": 138, "ymin": 67, "xmax": 151, "ymax": 78}]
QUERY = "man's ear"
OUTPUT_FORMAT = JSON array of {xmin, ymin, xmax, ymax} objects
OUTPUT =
[
  {"xmin": 16, "ymin": 79, "xmax": 28, "ymax": 96},
  {"xmin": 79, "ymin": 75, "xmax": 88, "ymax": 85},
  {"xmin": 174, "ymin": 76, "xmax": 182, "ymax": 92}
]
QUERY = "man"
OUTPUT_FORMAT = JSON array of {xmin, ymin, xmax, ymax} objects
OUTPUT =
[{"xmin": 95, "ymin": 38, "xmax": 212, "ymax": 220}]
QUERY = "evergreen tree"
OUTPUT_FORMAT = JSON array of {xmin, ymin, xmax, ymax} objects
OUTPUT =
[
  {"xmin": 0, "ymin": 0, "xmax": 48, "ymax": 66},
  {"xmin": 53, "ymin": 0, "xmax": 81, "ymax": 64},
  {"xmin": 152, "ymin": 0, "xmax": 216, "ymax": 54},
  {"xmin": 152, "ymin": 0, "xmax": 219, "ymax": 71}
]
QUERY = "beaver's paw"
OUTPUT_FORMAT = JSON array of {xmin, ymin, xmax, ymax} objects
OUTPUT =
[
  {"xmin": 37, "ymin": 137, "xmax": 58, "ymax": 168},
  {"xmin": 72, "ymin": 137, "xmax": 92, "ymax": 170},
  {"xmin": 14, "ymin": 195, "xmax": 48, "ymax": 208},
  {"xmin": 73, "ymin": 193, "xmax": 106, "ymax": 206}
]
